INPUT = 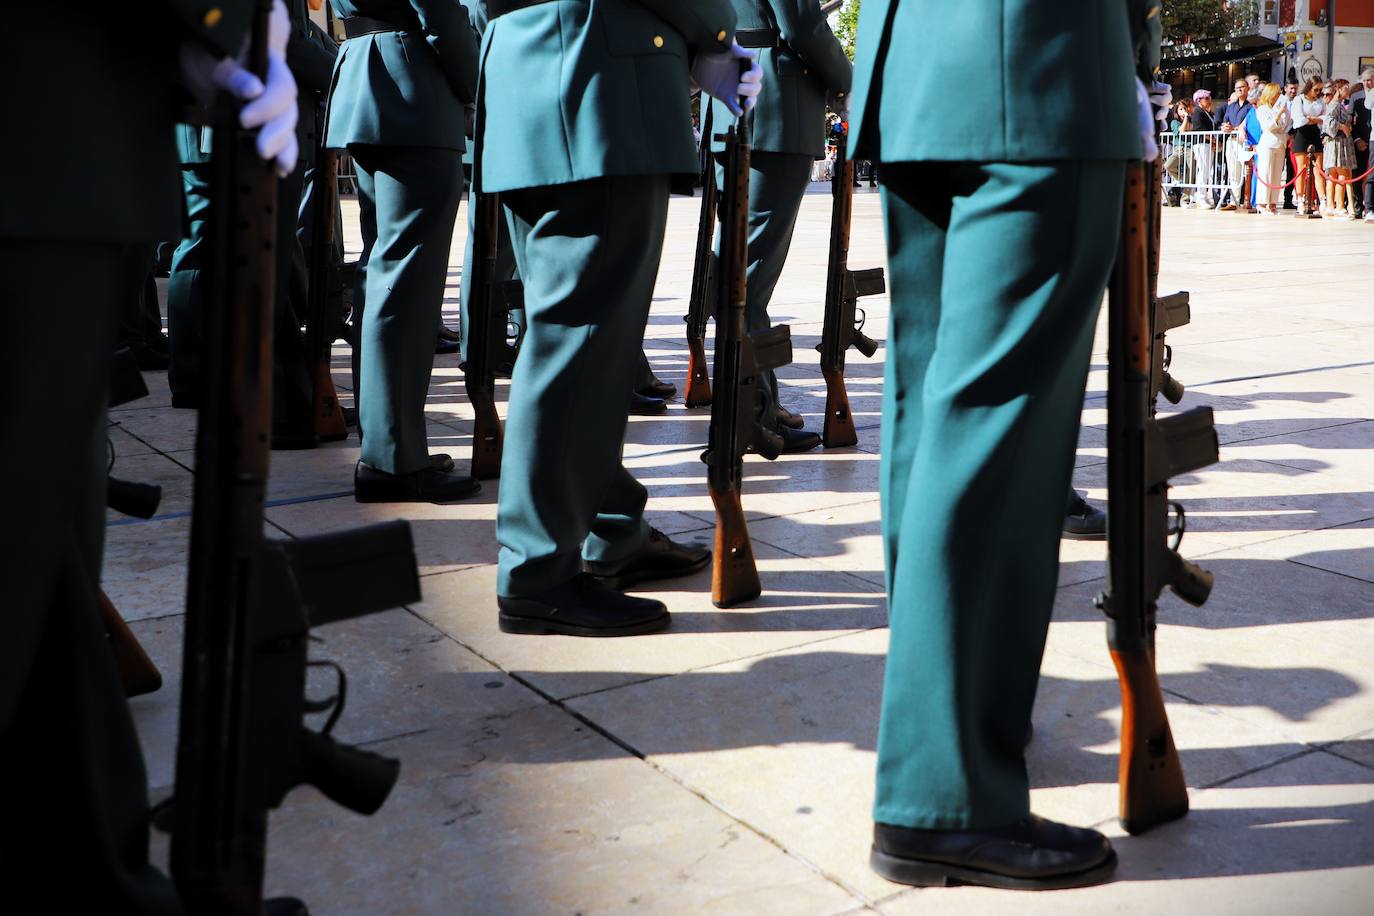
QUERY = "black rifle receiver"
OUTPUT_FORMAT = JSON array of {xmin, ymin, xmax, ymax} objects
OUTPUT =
[
  {"xmin": 817, "ymin": 143, "xmax": 882, "ymax": 448},
  {"xmin": 169, "ymin": 5, "xmax": 418, "ymax": 910}
]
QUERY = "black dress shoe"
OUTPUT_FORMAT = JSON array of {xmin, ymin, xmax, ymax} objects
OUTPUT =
[
  {"xmin": 630, "ymin": 392, "xmax": 667, "ymax": 415},
  {"xmin": 435, "ymin": 335, "xmax": 461, "ymax": 355},
  {"xmin": 871, "ymin": 816, "xmax": 1117, "ymax": 890},
  {"xmin": 776, "ymin": 405, "xmax": 804, "ymax": 429},
  {"xmin": 583, "ymin": 527, "xmax": 710, "ymax": 590},
  {"xmin": 354, "ymin": 461, "xmax": 480, "ymax": 504},
  {"xmin": 498, "ymin": 573, "xmax": 670, "ymax": 636},
  {"xmin": 437, "ymin": 325, "xmax": 461, "ymax": 343},
  {"xmin": 636, "ymin": 378, "xmax": 678, "ymax": 400},
  {"xmin": 1063, "ymin": 490, "xmax": 1106, "ymax": 540},
  {"xmin": 430, "ymin": 453, "xmax": 455, "ymax": 473},
  {"xmin": 779, "ymin": 425, "xmax": 822, "ymax": 453}
]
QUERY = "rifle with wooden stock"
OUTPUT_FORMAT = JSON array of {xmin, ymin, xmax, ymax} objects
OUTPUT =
[
  {"xmin": 168, "ymin": 5, "xmax": 418, "ymax": 909},
  {"xmin": 703, "ymin": 114, "xmax": 793, "ymax": 608},
  {"xmin": 1097, "ymin": 158, "xmax": 1219, "ymax": 835},
  {"xmin": 305, "ymin": 144, "xmax": 349, "ymax": 441},
  {"xmin": 684, "ymin": 102, "xmax": 717, "ymax": 408},
  {"xmin": 817, "ymin": 143, "xmax": 882, "ymax": 448}
]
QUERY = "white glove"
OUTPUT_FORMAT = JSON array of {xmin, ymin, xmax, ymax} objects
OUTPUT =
[
  {"xmin": 692, "ymin": 42, "xmax": 763, "ymax": 117},
  {"xmin": 1148, "ymin": 80, "xmax": 1173, "ymax": 124},
  {"xmin": 179, "ymin": 0, "xmax": 299, "ymax": 176},
  {"xmin": 1137, "ymin": 78, "xmax": 1160, "ymax": 162}
]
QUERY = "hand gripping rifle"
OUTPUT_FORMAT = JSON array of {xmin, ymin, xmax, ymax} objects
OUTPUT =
[
  {"xmin": 817, "ymin": 143, "xmax": 882, "ymax": 448},
  {"xmin": 703, "ymin": 111, "xmax": 793, "ymax": 608},
  {"xmin": 1096, "ymin": 159, "xmax": 1219, "ymax": 835},
  {"xmin": 305, "ymin": 144, "xmax": 349, "ymax": 442},
  {"xmin": 464, "ymin": 190, "xmax": 521, "ymax": 479},
  {"xmin": 684, "ymin": 102, "xmax": 718, "ymax": 408},
  {"xmin": 169, "ymin": 5, "xmax": 419, "ymax": 910}
]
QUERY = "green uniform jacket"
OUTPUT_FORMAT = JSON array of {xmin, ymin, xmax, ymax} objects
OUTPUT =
[
  {"xmin": 711, "ymin": 0, "xmax": 850, "ymax": 157},
  {"xmin": 3, "ymin": 2, "xmax": 249, "ymax": 242},
  {"xmin": 327, "ymin": 0, "xmax": 480, "ymax": 150},
  {"xmin": 849, "ymin": 0, "xmax": 1149, "ymax": 162},
  {"xmin": 476, "ymin": 0, "xmax": 736, "ymax": 193}
]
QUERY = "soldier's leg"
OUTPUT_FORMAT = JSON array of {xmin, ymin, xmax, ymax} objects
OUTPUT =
[
  {"xmin": 0, "ymin": 241, "xmax": 178, "ymax": 912},
  {"xmin": 273, "ymin": 162, "xmax": 317, "ymax": 441},
  {"xmin": 874, "ymin": 159, "xmax": 1123, "ymax": 829},
  {"xmin": 497, "ymin": 174, "xmax": 670, "ymax": 597},
  {"xmin": 349, "ymin": 150, "xmax": 378, "ymax": 401},
  {"xmin": 167, "ymin": 157, "xmax": 213, "ymax": 407},
  {"xmin": 350, "ymin": 144, "xmax": 463, "ymax": 475}
]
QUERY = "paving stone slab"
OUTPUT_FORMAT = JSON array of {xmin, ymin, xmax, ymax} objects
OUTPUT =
[
  {"xmin": 214, "ymin": 706, "xmax": 860, "ymax": 915},
  {"xmin": 409, "ymin": 546, "xmax": 886, "ymax": 702},
  {"xmin": 102, "ymin": 516, "xmax": 192, "ymax": 621},
  {"xmin": 879, "ymin": 749, "xmax": 1374, "ymax": 914},
  {"xmin": 128, "ymin": 607, "xmax": 537, "ymax": 793},
  {"xmin": 1051, "ymin": 556, "xmax": 1374, "ymax": 748}
]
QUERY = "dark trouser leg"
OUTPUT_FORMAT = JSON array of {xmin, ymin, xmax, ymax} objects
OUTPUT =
[
  {"xmin": 496, "ymin": 175, "xmax": 670, "ymax": 596},
  {"xmin": 349, "ymin": 144, "xmax": 463, "ymax": 475},
  {"xmin": 634, "ymin": 348, "xmax": 656, "ymax": 391},
  {"xmin": 118, "ymin": 241, "xmax": 159, "ymax": 349},
  {"xmin": 274, "ymin": 162, "xmax": 315, "ymax": 431},
  {"xmin": 0, "ymin": 241, "xmax": 178, "ymax": 913},
  {"xmin": 873, "ymin": 160, "xmax": 1122, "ymax": 829},
  {"xmin": 167, "ymin": 158, "xmax": 213, "ymax": 403},
  {"xmin": 713, "ymin": 151, "xmax": 813, "ymax": 427}
]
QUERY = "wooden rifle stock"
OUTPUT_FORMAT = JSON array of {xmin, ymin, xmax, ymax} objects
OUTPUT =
[
  {"xmin": 1111, "ymin": 647, "xmax": 1188, "ymax": 834},
  {"xmin": 306, "ymin": 148, "xmax": 347, "ymax": 441},
  {"xmin": 98, "ymin": 589, "xmax": 162, "ymax": 697},
  {"xmin": 710, "ymin": 489, "xmax": 761, "ymax": 608},
  {"xmin": 465, "ymin": 192, "xmax": 505, "ymax": 480},
  {"xmin": 685, "ymin": 103, "xmax": 717, "ymax": 408}
]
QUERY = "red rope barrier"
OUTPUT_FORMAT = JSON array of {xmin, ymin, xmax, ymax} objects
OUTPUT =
[
  {"xmin": 1313, "ymin": 157, "xmax": 1374, "ymax": 185},
  {"xmin": 1252, "ymin": 153, "xmax": 1304, "ymax": 191}
]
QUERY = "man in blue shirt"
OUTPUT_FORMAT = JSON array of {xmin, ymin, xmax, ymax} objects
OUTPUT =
[{"xmin": 1220, "ymin": 77, "xmax": 1255, "ymax": 209}]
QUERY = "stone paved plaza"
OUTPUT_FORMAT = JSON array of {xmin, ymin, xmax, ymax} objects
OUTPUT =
[{"xmin": 108, "ymin": 187, "xmax": 1374, "ymax": 914}]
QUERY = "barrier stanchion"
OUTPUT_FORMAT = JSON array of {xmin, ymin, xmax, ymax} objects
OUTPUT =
[
  {"xmin": 1237, "ymin": 157, "xmax": 1257, "ymax": 214},
  {"xmin": 1298, "ymin": 155, "xmax": 1322, "ymax": 219}
]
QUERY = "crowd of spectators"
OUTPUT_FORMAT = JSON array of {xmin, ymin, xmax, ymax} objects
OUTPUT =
[{"xmin": 1163, "ymin": 69, "xmax": 1374, "ymax": 220}]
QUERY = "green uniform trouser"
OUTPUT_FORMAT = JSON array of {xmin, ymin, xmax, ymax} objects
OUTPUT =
[
  {"xmin": 874, "ymin": 160, "xmax": 1123, "ymax": 830},
  {"xmin": 168, "ymin": 125, "xmax": 313, "ymax": 424},
  {"xmin": 167, "ymin": 133, "xmax": 211, "ymax": 402},
  {"xmin": 713, "ymin": 150, "xmax": 812, "ymax": 427},
  {"xmin": 496, "ymin": 174, "xmax": 668, "ymax": 597},
  {"xmin": 350, "ymin": 144, "xmax": 463, "ymax": 475},
  {"xmin": 0, "ymin": 242, "xmax": 179, "ymax": 913}
]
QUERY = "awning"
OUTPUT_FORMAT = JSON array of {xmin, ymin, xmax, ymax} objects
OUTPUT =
[{"xmin": 1161, "ymin": 37, "xmax": 1284, "ymax": 72}]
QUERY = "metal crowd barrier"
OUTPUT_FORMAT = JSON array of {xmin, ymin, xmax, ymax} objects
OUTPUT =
[
  {"xmin": 336, "ymin": 153, "xmax": 359, "ymax": 197},
  {"xmin": 1161, "ymin": 130, "xmax": 1234, "ymax": 207}
]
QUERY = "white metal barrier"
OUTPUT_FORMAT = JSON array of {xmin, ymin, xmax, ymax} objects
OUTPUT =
[{"xmin": 1161, "ymin": 130, "xmax": 1243, "ymax": 207}]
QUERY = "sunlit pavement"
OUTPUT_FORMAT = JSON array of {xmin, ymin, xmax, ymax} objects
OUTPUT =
[{"xmin": 112, "ymin": 188, "xmax": 1374, "ymax": 913}]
